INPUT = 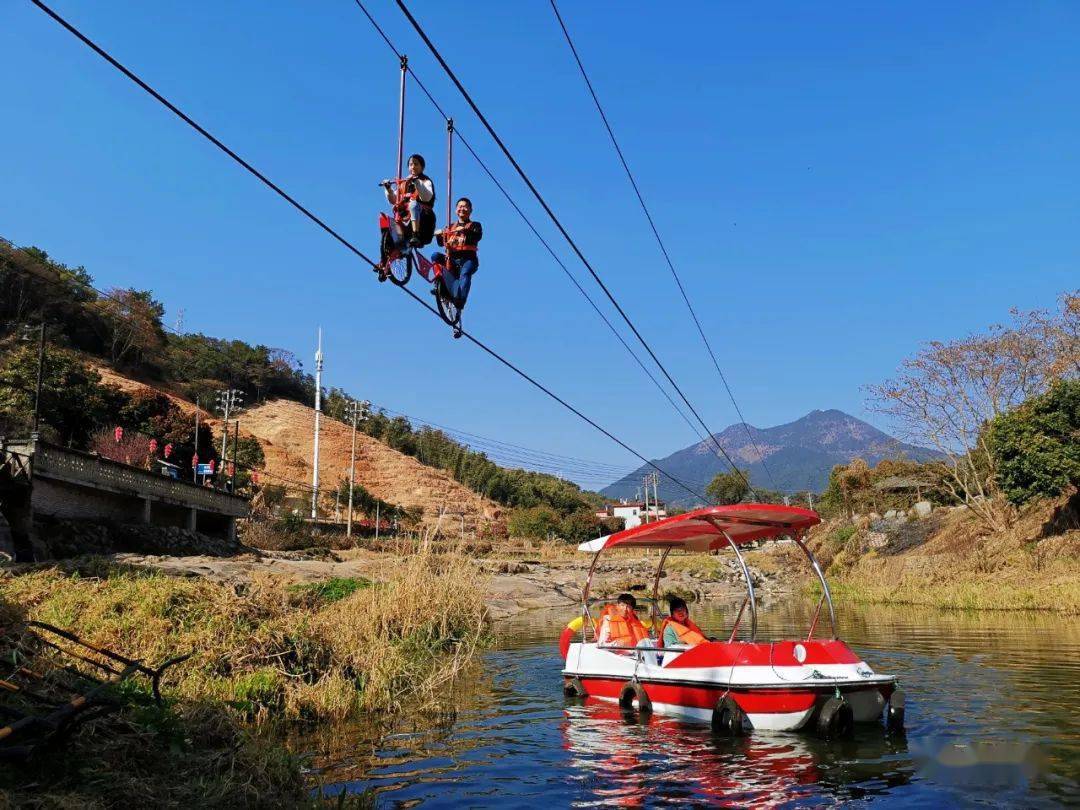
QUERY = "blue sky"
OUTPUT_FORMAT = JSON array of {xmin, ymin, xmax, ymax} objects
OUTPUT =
[{"xmin": 2, "ymin": 1, "xmax": 1077, "ymax": 490}]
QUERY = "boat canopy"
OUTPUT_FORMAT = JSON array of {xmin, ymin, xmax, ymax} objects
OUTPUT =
[{"xmin": 579, "ymin": 504, "xmax": 820, "ymax": 553}]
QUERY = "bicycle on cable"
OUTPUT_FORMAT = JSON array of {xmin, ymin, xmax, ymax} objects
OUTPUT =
[
  {"xmin": 423, "ymin": 196, "xmax": 482, "ymax": 339},
  {"xmin": 377, "ymin": 154, "xmax": 435, "ymax": 285}
]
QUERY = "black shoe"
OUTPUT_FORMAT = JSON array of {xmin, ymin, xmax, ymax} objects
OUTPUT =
[
  {"xmin": 453, "ymin": 325, "xmax": 463, "ymax": 339},
  {"xmin": 408, "ymin": 235, "xmax": 421, "ymax": 248},
  {"xmin": 430, "ymin": 285, "xmax": 439, "ymax": 297},
  {"xmin": 378, "ymin": 267, "xmax": 388, "ymax": 283}
]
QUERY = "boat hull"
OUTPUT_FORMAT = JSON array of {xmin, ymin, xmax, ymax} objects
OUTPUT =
[{"xmin": 562, "ymin": 640, "xmax": 895, "ymax": 732}]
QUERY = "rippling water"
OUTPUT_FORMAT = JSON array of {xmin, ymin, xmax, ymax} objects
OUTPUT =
[{"xmin": 298, "ymin": 600, "xmax": 1080, "ymax": 807}]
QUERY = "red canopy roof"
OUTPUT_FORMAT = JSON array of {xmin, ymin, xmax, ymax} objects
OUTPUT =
[{"xmin": 580, "ymin": 504, "xmax": 820, "ymax": 553}]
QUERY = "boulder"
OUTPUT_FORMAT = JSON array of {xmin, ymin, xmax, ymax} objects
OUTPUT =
[
  {"xmin": 867, "ymin": 532, "xmax": 888, "ymax": 549},
  {"xmin": 913, "ymin": 501, "xmax": 933, "ymax": 519},
  {"xmin": 884, "ymin": 510, "xmax": 897, "ymax": 520}
]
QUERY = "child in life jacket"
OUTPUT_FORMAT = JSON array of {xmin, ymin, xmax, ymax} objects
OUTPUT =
[
  {"xmin": 432, "ymin": 197, "xmax": 482, "ymax": 338},
  {"xmin": 381, "ymin": 153, "xmax": 436, "ymax": 248},
  {"xmin": 597, "ymin": 593, "xmax": 649, "ymax": 648},
  {"xmin": 659, "ymin": 596, "xmax": 707, "ymax": 648}
]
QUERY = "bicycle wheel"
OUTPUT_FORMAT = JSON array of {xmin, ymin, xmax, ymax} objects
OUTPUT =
[
  {"xmin": 388, "ymin": 249, "xmax": 413, "ymax": 286},
  {"xmin": 436, "ymin": 281, "xmax": 460, "ymax": 327}
]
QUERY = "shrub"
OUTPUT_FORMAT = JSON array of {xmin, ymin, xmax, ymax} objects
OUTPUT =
[
  {"xmin": 507, "ymin": 505, "xmax": 561, "ymax": 539},
  {"xmin": 987, "ymin": 379, "xmax": 1080, "ymax": 505}
]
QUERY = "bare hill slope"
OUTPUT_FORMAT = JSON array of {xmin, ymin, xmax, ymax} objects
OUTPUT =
[
  {"xmin": 237, "ymin": 399, "xmax": 501, "ymax": 531},
  {"xmin": 90, "ymin": 365, "xmax": 501, "ymax": 530}
]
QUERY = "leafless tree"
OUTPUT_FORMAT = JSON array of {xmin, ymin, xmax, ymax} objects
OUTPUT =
[{"xmin": 866, "ymin": 292, "xmax": 1077, "ymax": 531}]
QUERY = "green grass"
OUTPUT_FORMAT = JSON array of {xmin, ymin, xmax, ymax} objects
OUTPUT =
[{"xmin": 288, "ymin": 577, "xmax": 371, "ymax": 604}]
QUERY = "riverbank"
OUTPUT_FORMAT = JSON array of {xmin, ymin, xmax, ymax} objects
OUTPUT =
[
  {"xmin": 0, "ymin": 549, "xmax": 487, "ymax": 806},
  {"xmin": 807, "ymin": 492, "xmax": 1080, "ymax": 614}
]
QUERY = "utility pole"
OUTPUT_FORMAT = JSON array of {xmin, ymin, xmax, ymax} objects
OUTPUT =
[
  {"xmin": 31, "ymin": 323, "xmax": 45, "ymax": 435},
  {"xmin": 193, "ymin": 397, "xmax": 200, "ymax": 483},
  {"xmin": 345, "ymin": 398, "xmax": 371, "ymax": 539},
  {"xmin": 642, "ymin": 475, "xmax": 651, "ymax": 523},
  {"xmin": 651, "ymin": 472, "xmax": 660, "ymax": 521},
  {"xmin": 216, "ymin": 388, "xmax": 243, "ymax": 466},
  {"xmin": 230, "ymin": 419, "xmax": 239, "ymax": 492},
  {"xmin": 311, "ymin": 328, "xmax": 323, "ymax": 520}
]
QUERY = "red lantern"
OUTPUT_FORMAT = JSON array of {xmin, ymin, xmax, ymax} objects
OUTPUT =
[
  {"xmin": 252, "ymin": 471, "xmax": 260, "ymax": 484},
  {"xmin": 164, "ymin": 443, "xmax": 173, "ymax": 459},
  {"xmin": 192, "ymin": 453, "xmax": 199, "ymax": 469},
  {"xmin": 114, "ymin": 426, "xmax": 124, "ymax": 443},
  {"xmin": 149, "ymin": 438, "xmax": 159, "ymax": 454},
  {"xmin": 208, "ymin": 459, "xmax": 216, "ymax": 474},
  {"xmin": 227, "ymin": 462, "xmax": 235, "ymax": 477}
]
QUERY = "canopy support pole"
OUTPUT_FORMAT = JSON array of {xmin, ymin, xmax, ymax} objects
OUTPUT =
[
  {"xmin": 581, "ymin": 548, "xmax": 603, "ymax": 642},
  {"xmin": 650, "ymin": 547, "xmax": 671, "ymax": 627},
  {"xmin": 396, "ymin": 55, "xmax": 408, "ymax": 180},
  {"xmin": 716, "ymin": 526, "xmax": 757, "ymax": 641},
  {"xmin": 792, "ymin": 532, "xmax": 837, "ymax": 639}
]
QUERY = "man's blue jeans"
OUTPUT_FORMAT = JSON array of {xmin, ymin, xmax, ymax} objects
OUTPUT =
[{"xmin": 441, "ymin": 256, "xmax": 478, "ymax": 307}]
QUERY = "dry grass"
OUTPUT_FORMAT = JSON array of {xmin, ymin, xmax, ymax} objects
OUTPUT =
[
  {"xmin": 816, "ymin": 494, "xmax": 1080, "ymax": 613},
  {"xmin": 0, "ymin": 550, "xmax": 488, "ymax": 805}
]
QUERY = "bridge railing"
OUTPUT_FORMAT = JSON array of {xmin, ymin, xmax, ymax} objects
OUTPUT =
[{"xmin": 6, "ymin": 438, "xmax": 248, "ymax": 517}]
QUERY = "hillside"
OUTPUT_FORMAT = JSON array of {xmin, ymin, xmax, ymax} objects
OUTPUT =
[
  {"xmin": 90, "ymin": 366, "xmax": 501, "ymax": 531},
  {"xmin": 602, "ymin": 409, "xmax": 939, "ymax": 504},
  {"xmin": 240, "ymin": 399, "xmax": 501, "ymax": 531}
]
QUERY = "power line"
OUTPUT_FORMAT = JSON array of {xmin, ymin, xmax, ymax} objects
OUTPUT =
[
  {"xmin": 350, "ymin": 0, "xmax": 707, "ymax": 448},
  {"xmin": 28, "ymin": 0, "xmax": 708, "ymax": 503},
  {"xmin": 393, "ymin": 0, "xmax": 756, "ymax": 499},
  {"xmin": 548, "ymin": 0, "xmax": 780, "ymax": 493}
]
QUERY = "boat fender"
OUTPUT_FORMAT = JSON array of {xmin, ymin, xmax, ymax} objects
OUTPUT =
[
  {"xmin": 558, "ymin": 616, "xmax": 585, "ymax": 659},
  {"xmin": 618, "ymin": 681, "xmax": 652, "ymax": 715},
  {"xmin": 885, "ymin": 689, "xmax": 905, "ymax": 734},
  {"xmin": 563, "ymin": 677, "xmax": 586, "ymax": 698},
  {"xmin": 711, "ymin": 695, "xmax": 746, "ymax": 736},
  {"xmin": 817, "ymin": 696, "xmax": 854, "ymax": 739}
]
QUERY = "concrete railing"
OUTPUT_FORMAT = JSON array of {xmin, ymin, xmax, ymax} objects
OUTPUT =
[{"xmin": 9, "ymin": 438, "xmax": 248, "ymax": 517}]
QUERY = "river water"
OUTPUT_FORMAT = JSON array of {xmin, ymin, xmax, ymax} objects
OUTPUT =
[{"xmin": 300, "ymin": 599, "xmax": 1080, "ymax": 807}]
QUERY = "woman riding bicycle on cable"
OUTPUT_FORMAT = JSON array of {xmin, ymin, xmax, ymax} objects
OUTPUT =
[
  {"xmin": 433, "ymin": 196, "xmax": 482, "ymax": 339},
  {"xmin": 381, "ymin": 153, "xmax": 436, "ymax": 248}
]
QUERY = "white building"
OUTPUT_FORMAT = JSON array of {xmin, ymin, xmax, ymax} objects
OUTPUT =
[{"xmin": 596, "ymin": 500, "xmax": 667, "ymax": 530}]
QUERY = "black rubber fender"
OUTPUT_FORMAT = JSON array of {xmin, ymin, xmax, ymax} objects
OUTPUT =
[
  {"xmin": 817, "ymin": 696, "xmax": 854, "ymax": 739},
  {"xmin": 563, "ymin": 677, "xmax": 586, "ymax": 698},
  {"xmin": 886, "ymin": 689, "xmax": 905, "ymax": 734},
  {"xmin": 618, "ymin": 681, "xmax": 652, "ymax": 715},
  {"xmin": 711, "ymin": 695, "xmax": 747, "ymax": 736}
]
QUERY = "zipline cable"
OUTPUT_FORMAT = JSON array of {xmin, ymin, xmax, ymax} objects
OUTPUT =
[
  {"xmin": 351, "ymin": 0, "xmax": 708, "ymax": 448},
  {"xmin": 393, "ymin": 0, "xmax": 756, "ymax": 498},
  {"xmin": 548, "ymin": 0, "xmax": 780, "ymax": 493},
  {"xmin": 27, "ymin": 0, "xmax": 708, "ymax": 503},
  {"xmin": 7, "ymin": 243, "xmax": 631, "ymax": 484}
]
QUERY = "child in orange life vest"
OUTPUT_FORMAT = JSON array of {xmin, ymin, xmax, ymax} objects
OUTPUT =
[
  {"xmin": 660, "ymin": 596, "xmax": 707, "ymax": 648},
  {"xmin": 432, "ymin": 197, "xmax": 482, "ymax": 338},
  {"xmin": 381, "ymin": 153, "xmax": 436, "ymax": 247},
  {"xmin": 597, "ymin": 593, "xmax": 649, "ymax": 648}
]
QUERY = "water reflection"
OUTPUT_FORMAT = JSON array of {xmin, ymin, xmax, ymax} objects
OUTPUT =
[{"xmin": 302, "ymin": 600, "xmax": 1080, "ymax": 807}]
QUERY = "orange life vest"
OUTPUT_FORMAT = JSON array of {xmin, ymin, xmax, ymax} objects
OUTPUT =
[
  {"xmin": 442, "ymin": 221, "xmax": 479, "ymax": 253},
  {"xmin": 658, "ymin": 617, "xmax": 707, "ymax": 648},
  {"xmin": 394, "ymin": 175, "xmax": 435, "ymax": 221},
  {"xmin": 597, "ymin": 605, "xmax": 648, "ymax": 647}
]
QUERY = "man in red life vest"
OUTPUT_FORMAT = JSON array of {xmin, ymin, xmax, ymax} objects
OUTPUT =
[
  {"xmin": 381, "ymin": 153, "xmax": 436, "ymax": 250},
  {"xmin": 659, "ymin": 596, "xmax": 707, "ymax": 648},
  {"xmin": 432, "ymin": 196, "xmax": 482, "ymax": 339},
  {"xmin": 597, "ymin": 593, "xmax": 649, "ymax": 648}
]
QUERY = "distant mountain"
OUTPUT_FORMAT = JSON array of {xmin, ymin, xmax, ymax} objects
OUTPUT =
[{"xmin": 600, "ymin": 409, "xmax": 940, "ymax": 506}]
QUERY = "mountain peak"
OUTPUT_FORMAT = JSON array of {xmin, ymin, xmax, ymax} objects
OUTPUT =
[{"xmin": 602, "ymin": 408, "xmax": 939, "ymax": 505}]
